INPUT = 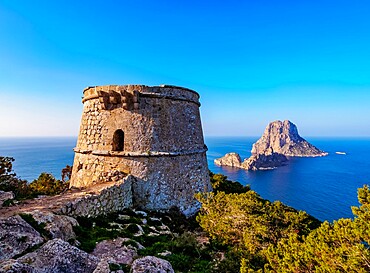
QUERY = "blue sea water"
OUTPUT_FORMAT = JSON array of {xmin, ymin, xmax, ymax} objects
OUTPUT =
[{"xmin": 1, "ymin": 136, "xmax": 370, "ymax": 222}]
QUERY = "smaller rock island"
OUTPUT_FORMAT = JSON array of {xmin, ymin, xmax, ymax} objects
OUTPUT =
[{"xmin": 215, "ymin": 120, "xmax": 328, "ymax": 171}]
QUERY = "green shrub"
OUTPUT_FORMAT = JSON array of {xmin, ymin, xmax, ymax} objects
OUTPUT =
[
  {"xmin": 29, "ymin": 173, "xmax": 68, "ymax": 196},
  {"xmin": 209, "ymin": 171, "xmax": 250, "ymax": 194}
]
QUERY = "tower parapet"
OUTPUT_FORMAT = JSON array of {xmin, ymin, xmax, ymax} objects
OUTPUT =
[{"xmin": 70, "ymin": 84, "xmax": 211, "ymax": 216}]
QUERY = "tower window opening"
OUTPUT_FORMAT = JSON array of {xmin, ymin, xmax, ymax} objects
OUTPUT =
[{"xmin": 113, "ymin": 129, "xmax": 124, "ymax": 151}]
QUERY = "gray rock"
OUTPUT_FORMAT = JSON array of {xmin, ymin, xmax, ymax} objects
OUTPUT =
[
  {"xmin": 0, "ymin": 191, "xmax": 14, "ymax": 207},
  {"xmin": 28, "ymin": 210, "xmax": 78, "ymax": 241},
  {"xmin": 251, "ymin": 120, "xmax": 328, "ymax": 157},
  {"xmin": 17, "ymin": 238, "xmax": 99, "ymax": 273},
  {"xmin": 131, "ymin": 256, "xmax": 174, "ymax": 273},
  {"xmin": 92, "ymin": 237, "xmax": 138, "ymax": 265},
  {"xmin": 0, "ymin": 215, "xmax": 44, "ymax": 262},
  {"xmin": 214, "ymin": 153, "xmax": 242, "ymax": 168},
  {"xmin": 0, "ymin": 259, "xmax": 34, "ymax": 273}
]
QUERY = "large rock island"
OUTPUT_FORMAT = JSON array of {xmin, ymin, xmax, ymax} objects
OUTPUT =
[
  {"xmin": 252, "ymin": 120, "xmax": 327, "ymax": 157},
  {"xmin": 215, "ymin": 120, "xmax": 327, "ymax": 171}
]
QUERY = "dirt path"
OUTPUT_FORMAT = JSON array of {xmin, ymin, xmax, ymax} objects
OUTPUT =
[{"xmin": 0, "ymin": 181, "xmax": 117, "ymax": 219}]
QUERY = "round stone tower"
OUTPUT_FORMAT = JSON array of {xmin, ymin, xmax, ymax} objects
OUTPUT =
[{"xmin": 70, "ymin": 85, "xmax": 211, "ymax": 215}]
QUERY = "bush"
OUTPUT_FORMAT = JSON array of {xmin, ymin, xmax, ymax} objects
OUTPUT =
[
  {"xmin": 29, "ymin": 173, "xmax": 69, "ymax": 196},
  {"xmin": 0, "ymin": 156, "xmax": 29, "ymax": 198},
  {"xmin": 0, "ymin": 156, "xmax": 69, "ymax": 199},
  {"xmin": 209, "ymin": 171, "xmax": 250, "ymax": 194}
]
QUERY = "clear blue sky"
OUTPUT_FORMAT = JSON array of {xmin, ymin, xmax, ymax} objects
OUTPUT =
[{"xmin": 1, "ymin": 0, "xmax": 370, "ymax": 137}]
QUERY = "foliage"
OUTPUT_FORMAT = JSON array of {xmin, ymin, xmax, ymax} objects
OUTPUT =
[
  {"xmin": 19, "ymin": 213, "xmax": 51, "ymax": 239},
  {"xmin": 196, "ymin": 189, "xmax": 321, "ymax": 270},
  {"xmin": 28, "ymin": 173, "xmax": 69, "ymax": 196},
  {"xmin": 0, "ymin": 156, "xmax": 69, "ymax": 199},
  {"xmin": 61, "ymin": 165, "xmax": 72, "ymax": 183},
  {"xmin": 265, "ymin": 185, "xmax": 370, "ymax": 272},
  {"xmin": 138, "ymin": 232, "xmax": 213, "ymax": 273},
  {"xmin": 0, "ymin": 156, "xmax": 29, "ymax": 198},
  {"xmin": 210, "ymin": 171, "xmax": 250, "ymax": 194}
]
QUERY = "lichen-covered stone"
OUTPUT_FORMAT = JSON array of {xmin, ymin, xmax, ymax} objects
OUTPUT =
[
  {"xmin": 0, "ymin": 259, "xmax": 34, "ymax": 273},
  {"xmin": 131, "ymin": 256, "xmax": 174, "ymax": 273},
  {"xmin": 0, "ymin": 215, "xmax": 44, "ymax": 262},
  {"xmin": 17, "ymin": 239, "xmax": 99, "ymax": 273},
  {"xmin": 28, "ymin": 210, "xmax": 78, "ymax": 241},
  {"xmin": 92, "ymin": 237, "xmax": 138, "ymax": 265}
]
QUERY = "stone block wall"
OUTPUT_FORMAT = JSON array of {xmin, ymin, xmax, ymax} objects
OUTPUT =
[{"xmin": 59, "ymin": 176, "xmax": 134, "ymax": 218}]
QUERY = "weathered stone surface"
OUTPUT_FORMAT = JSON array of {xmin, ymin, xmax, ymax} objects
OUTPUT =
[
  {"xmin": 92, "ymin": 237, "xmax": 138, "ymax": 265},
  {"xmin": 28, "ymin": 210, "xmax": 78, "ymax": 241},
  {"xmin": 0, "ymin": 215, "xmax": 44, "ymax": 262},
  {"xmin": 0, "ymin": 191, "xmax": 14, "ymax": 207},
  {"xmin": 214, "ymin": 153, "xmax": 242, "ymax": 168},
  {"xmin": 59, "ymin": 175, "xmax": 134, "ymax": 218},
  {"xmin": 70, "ymin": 85, "xmax": 211, "ymax": 216},
  {"xmin": 251, "ymin": 120, "xmax": 328, "ymax": 157},
  {"xmin": 17, "ymin": 239, "xmax": 99, "ymax": 273},
  {"xmin": 0, "ymin": 259, "xmax": 34, "ymax": 273},
  {"xmin": 131, "ymin": 256, "xmax": 174, "ymax": 273}
]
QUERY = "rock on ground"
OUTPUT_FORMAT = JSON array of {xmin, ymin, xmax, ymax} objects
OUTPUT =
[
  {"xmin": 92, "ymin": 237, "xmax": 138, "ymax": 265},
  {"xmin": 0, "ymin": 259, "xmax": 34, "ymax": 273},
  {"xmin": 0, "ymin": 215, "xmax": 44, "ymax": 262},
  {"xmin": 17, "ymin": 238, "xmax": 99, "ymax": 273},
  {"xmin": 0, "ymin": 191, "xmax": 14, "ymax": 207},
  {"xmin": 131, "ymin": 256, "xmax": 174, "ymax": 273},
  {"xmin": 28, "ymin": 210, "xmax": 78, "ymax": 241}
]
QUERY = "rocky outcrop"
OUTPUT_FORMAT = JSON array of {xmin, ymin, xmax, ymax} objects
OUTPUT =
[
  {"xmin": 17, "ymin": 239, "xmax": 99, "ymax": 273},
  {"xmin": 251, "ymin": 120, "xmax": 327, "ymax": 157},
  {"xmin": 241, "ymin": 150, "xmax": 288, "ymax": 171},
  {"xmin": 0, "ymin": 215, "xmax": 44, "ymax": 262},
  {"xmin": 131, "ymin": 256, "xmax": 174, "ymax": 273},
  {"xmin": 28, "ymin": 210, "xmax": 78, "ymax": 241},
  {"xmin": 214, "ymin": 153, "xmax": 242, "ymax": 168},
  {"xmin": 214, "ymin": 120, "xmax": 326, "ymax": 171},
  {"xmin": 0, "ymin": 191, "xmax": 14, "ymax": 207}
]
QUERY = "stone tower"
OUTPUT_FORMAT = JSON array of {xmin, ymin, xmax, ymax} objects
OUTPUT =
[{"xmin": 70, "ymin": 85, "xmax": 211, "ymax": 215}]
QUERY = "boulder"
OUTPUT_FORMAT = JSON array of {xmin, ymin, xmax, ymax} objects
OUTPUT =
[
  {"xmin": 17, "ymin": 239, "xmax": 99, "ymax": 273},
  {"xmin": 0, "ymin": 215, "xmax": 44, "ymax": 261},
  {"xmin": 214, "ymin": 153, "xmax": 242, "ymax": 168},
  {"xmin": 28, "ymin": 210, "xmax": 78, "ymax": 241},
  {"xmin": 251, "ymin": 120, "xmax": 327, "ymax": 157},
  {"xmin": 92, "ymin": 237, "xmax": 138, "ymax": 265},
  {"xmin": 0, "ymin": 191, "xmax": 14, "ymax": 207},
  {"xmin": 92, "ymin": 259, "xmax": 124, "ymax": 273},
  {"xmin": 0, "ymin": 259, "xmax": 34, "ymax": 273},
  {"xmin": 131, "ymin": 256, "xmax": 174, "ymax": 273}
]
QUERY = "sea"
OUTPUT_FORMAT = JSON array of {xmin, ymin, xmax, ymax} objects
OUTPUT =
[{"xmin": 1, "ymin": 136, "xmax": 370, "ymax": 222}]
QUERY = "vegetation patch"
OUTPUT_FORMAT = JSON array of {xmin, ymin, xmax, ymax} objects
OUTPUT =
[{"xmin": 19, "ymin": 213, "xmax": 51, "ymax": 239}]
